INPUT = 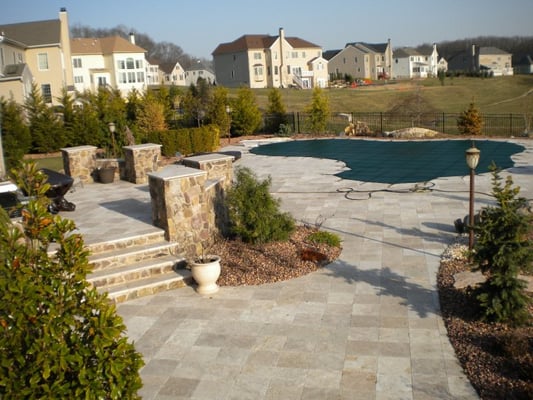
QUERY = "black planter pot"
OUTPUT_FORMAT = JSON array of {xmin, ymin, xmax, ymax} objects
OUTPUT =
[{"xmin": 97, "ymin": 167, "xmax": 115, "ymax": 184}]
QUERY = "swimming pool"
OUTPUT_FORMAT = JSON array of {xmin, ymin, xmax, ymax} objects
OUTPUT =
[{"xmin": 250, "ymin": 139, "xmax": 525, "ymax": 184}]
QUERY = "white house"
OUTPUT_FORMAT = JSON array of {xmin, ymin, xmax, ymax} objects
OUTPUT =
[
  {"xmin": 185, "ymin": 61, "xmax": 215, "ymax": 86},
  {"xmin": 392, "ymin": 44, "xmax": 439, "ymax": 79},
  {"xmin": 70, "ymin": 33, "xmax": 147, "ymax": 96}
]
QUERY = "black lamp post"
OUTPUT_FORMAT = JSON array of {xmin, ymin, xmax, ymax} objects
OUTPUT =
[
  {"xmin": 108, "ymin": 122, "xmax": 117, "ymax": 157},
  {"xmin": 465, "ymin": 143, "xmax": 480, "ymax": 251}
]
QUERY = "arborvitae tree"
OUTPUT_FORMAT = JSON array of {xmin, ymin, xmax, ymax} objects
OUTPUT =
[
  {"xmin": 230, "ymin": 87, "xmax": 262, "ymax": 136},
  {"xmin": 473, "ymin": 165, "xmax": 533, "ymax": 325},
  {"xmin": 0, "ymin": 162, "xmax": 144, "ymax": 398},
  {"xmin": 136, "ymin": 92, "xmax": 168, "ymax": 136},
  {"xmin": 305, "ymin": 87, "xmax": 330, "ymax": 134},
  {"xmin": 208, "ymin": 86, "xmax": 231, "ymax": 140},
  {"xmin": 265, "ymin": 88, "xmax": 287, "ymax": 133},
  {"xmin": 24, "ymin": 83, "xmax": 65, "ymax": 153},
  {"xmin": 0, "ymin": 98, "xmax": 31, "ymax": 171},
  {"xmin": 57, "ymin": 87, "xmax": 76, "ymax": 146},
  {"xmin": 457, "ymin": 102, "xmax": 483, "ymax": 136},
  {"xmin": 226, "ymin": 166, "xmax": 295, "ymax": 244}
]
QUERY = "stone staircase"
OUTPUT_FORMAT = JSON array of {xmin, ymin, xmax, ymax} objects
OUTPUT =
[{"xmin": 86, "ymin": 230, "xmax": 192, "ymax": 303}]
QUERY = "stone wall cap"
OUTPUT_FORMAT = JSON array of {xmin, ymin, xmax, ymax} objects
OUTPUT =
[
  {"xmin": 149, "ymin": 164, "xmax": 205, "ymax": 180},
  {"xmin": 61, "ymin": 145, "xmax": 97, "ymax": 152},
  {"xmin": 123, "ymin": 143, "xmax": 162, "ymax": 150},
  {"xmin": 184, "ymin": 153, "xmax": 234, "ymax": 164}
]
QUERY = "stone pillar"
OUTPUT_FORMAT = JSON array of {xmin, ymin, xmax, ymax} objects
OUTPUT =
[
  {"xmin": 61, "ymin": 145, "xmax": 98, "ymax": 184},
  {"xmin": 123, "ymin": 143, "xmax": 162, "ymax": 184},
  {"xmin": 149, "ymin": 165, "xmax": 220, "ymax": 257},
  {"xmin": 182, "ymin": 153, "xmax": 234, "ymax": 190}
]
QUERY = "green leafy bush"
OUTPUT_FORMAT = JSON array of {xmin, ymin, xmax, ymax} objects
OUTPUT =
[
  {"xmin": 0, "ymin": 162, "xmax": 144, "ymax": 398},
  {"xmin": 307, "ymin": 230, "xmax": 342, "ymax": 247},
  {"xmin": 225, "ymin": 167, "xmax": 295, "ymax": 244},
  {"xmin": 473, "ymin": 165, "xmax": 533, "ymax": 325}
]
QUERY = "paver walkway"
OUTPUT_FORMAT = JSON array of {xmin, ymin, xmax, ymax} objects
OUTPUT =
[{"xmin": 65, "ymin": 138, "xmax": 533, "ymax": 399}]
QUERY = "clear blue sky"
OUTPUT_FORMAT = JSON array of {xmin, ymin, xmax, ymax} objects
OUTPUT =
[{"xmin": 2, "ymin": 0, "xmax": 532, "ymax": 59}]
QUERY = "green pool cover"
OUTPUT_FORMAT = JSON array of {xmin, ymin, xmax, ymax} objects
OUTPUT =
[{"xmin": 250, "ymin": 139, "xmax": 525, "ymax": 184}]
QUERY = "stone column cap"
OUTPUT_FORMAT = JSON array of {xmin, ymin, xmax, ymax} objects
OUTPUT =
[
  {"xmin": 61, "ymin": 145, "xmax": 97, "ymax": 152},
  {"xmin": 149, "ymin": 164, "xmax": 205, "ymax": 181},
  {"xmin": 124, "ymin": 143, "xmax": 162, "ymax": 150}
]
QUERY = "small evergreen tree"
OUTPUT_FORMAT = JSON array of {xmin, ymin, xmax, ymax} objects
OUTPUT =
[
  {"xmin": 0, "ymin": 98, "xmax": 31, "ymax": 171},
  {"xmin": 24, "ymin": 83, "xmax": 65, "ymax": 153},
  {"xmin": 226, "ymin": 167, "xmax": 295, "ymax": 244},
  {"xmin": 305, "ymin": 87, "xmax": 330, "ymax": 134},
  {"xmin": 265, "ymin": 88, "xmax": 287, "ymax": 134},
  {"xmin": 457, "ymin": 102, "xmax": 483, "ymax": 136},
  {"xmin": 0, "ymin": 162, "xmax": 144, "ymax": 398},
  {"xmin": 473, "ymin": 165, "xmax": 533, "ymax": 325},
  {"xmin": 208, "ymin": 86, "xmax": 231, "ymax": 140},
  {"xmin": 230, "ymin": 87, "xmax": 262, "ymax": 136}
]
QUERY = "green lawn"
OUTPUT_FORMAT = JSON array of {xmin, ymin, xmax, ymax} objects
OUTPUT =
[{"xmin": 239, "ymin": 75, "xmax": 533, "ymax": 114}]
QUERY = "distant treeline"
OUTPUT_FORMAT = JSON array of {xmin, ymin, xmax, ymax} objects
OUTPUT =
[{"xmin": 415, "ymin": 36, "xmax": 533, "ymax": 61}]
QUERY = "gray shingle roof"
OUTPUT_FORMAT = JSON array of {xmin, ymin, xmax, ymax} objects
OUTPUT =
[{"xmin": 0, "ymin": 19, "xmax": 60, "ymax": 47}]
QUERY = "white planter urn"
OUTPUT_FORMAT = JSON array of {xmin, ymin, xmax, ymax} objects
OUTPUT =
[{"xmin": 190, "ymin": 255, "xmax": 221, "ymax": 295}]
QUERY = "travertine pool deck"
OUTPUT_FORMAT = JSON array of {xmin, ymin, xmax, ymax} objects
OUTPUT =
[{"xmin": 63, "ymin": 138, "xmax": 533, "ymax": 399}]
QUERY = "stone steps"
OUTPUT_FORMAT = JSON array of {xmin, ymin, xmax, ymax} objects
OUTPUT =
[{"xmin": 87, "ymin": 232, "xmax": 192, "ymax": 303}]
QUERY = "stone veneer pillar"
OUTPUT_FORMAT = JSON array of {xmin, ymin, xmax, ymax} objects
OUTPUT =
[
  {"xmin": 182, "ymin": 153, "xmax": 234, "ymax": 190},
  {"xmin": 61, "ymin": 145, "xmax": 98, "ymax": 184},
  {"xmin": 149, "ymin": 165, "xmax": 221, "ymax": 257},
  {"xmin": 123, "ymin": 143, "xmax": 162, "ymax": 184}
]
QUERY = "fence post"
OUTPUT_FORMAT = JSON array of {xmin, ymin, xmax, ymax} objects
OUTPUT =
[
  {"xmin": 380, "ymin": 112, "xmax": 383, "ymax": 134},
  {"xmin": 443, "ymin": 113, "xmax": 446, "ymax": 134},
  {"xmin": 510, "ymin": 113, "xmax": 513, "ymax": 136}
]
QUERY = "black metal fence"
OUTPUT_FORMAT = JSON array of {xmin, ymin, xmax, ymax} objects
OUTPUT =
[{"xmin": 262, "ymin": 112, "xmax": 531, "ymax": 137}]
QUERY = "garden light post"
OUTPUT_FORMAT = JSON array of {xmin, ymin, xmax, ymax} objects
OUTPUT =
[
  {"xmin": 226, "ymin": 105, "xmax": 231, "ymax": 144},
  {"xmin": 465, "ymin": 143, "xmax": 480, "ymax": 251},
  {"xmin": 108, "ymin": 122, "xmax": 117, "ymax": 157}
]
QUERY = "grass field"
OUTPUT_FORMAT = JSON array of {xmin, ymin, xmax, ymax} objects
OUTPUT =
[{"xmin": 242, "ymin": 75, "xmax": 533, "ymax": 114}]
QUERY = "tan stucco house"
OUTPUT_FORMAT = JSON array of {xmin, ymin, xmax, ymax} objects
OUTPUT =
[
  {"xmin": 0, "ymin": 8, "xmax": 73, "ymax": 105},
  {"xmin": 324, "ymin": 40, "xmax": 393, "ymax": 81},
  {"xmin": 212, "ymin": 28, "xmax": 328, "ymax": 89}
]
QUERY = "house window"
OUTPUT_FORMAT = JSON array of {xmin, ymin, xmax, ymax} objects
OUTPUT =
[
  {"xmin": 137, "ymin": 71, "xmax": 144, "ymax": 82},
  {"xmin": 291, "ymin": 51, "xmax": 298, "ymax": 58},
  {"xmin": 287, "ymin": 65, "xmax": 290, "ymax": 74},
  {"xmin": 254, "ymin": 52, "xmax": 262, "ymax": 60},
  {"xmin": 136, "ymin": 59, "xmax": 143, "ymax": 68},
  {"xmin": 119, "ymin": 73, "xmax": 127, "ymax": 83},
  {"xmin": 98, "ymin": 77, "xmax": 107, "ymax": 86},
  {"xmin": 343, "ymin": 57, "xmax": 346, "ymax": 64},
  {"xmin": 74, "ymin": 76, "xmax": 83, "ymax": 83},
  {"xmin": 273, "ymin": 51, "xmax": 278, "ymax": 60},
  {"xmin": 126, "ymin": 58, "xmax": 135, "ymax": 69},
  {"xmin": 354, "ymin": 57, "xmax": 358, "ymax": 63},
  {"xmin": 73, "ymin": 58, "xmax": 82, "ymax": 68},
  {"xmin": 117, "ymin": 60, "xmax": 125, "ymax": 69},
  {"xmin": 302, "ymin": 52, "xmax": 306, "ymax": 58},
  {"xmin": 41, "ymin": 84, "xmax": 52, "ymax": 103},
  {"xmin": 38, "ymin": 53, "xmax": 49, "ymax": 70},
  {"xmin": 128, "ymin": 72, "xmax": 136, "ymax": 82},
  {"xmin": 253, "ymin": 65, "xmax": 263, "ymax": 80}
]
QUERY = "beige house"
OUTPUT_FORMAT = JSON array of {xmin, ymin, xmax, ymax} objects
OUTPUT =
[
  {"xmin": 159, "ymin": 60, "xmax": 187, "ymax": 87},
  {"xmin": 448, "ymin": 45, "xmax": 513, "ymax": 76},
  {"xmin": 70, "ymin": 34, "xmax": 147, "ymax": 96},
  {"xmin": 324, "ymin": 40, "xmax": 393, "ymax": 81},
  {"xmin": 0, "ymin": 8, "xmax": 74, "ymax": 105},
  {"xmin": 212, "ymin": 28, "xmax": 328, "ymax": 89}
]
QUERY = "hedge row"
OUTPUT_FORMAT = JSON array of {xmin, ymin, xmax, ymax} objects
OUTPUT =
[{"xmin": 145, "ymin": 124, "xmax": 220, "ymax": 157}]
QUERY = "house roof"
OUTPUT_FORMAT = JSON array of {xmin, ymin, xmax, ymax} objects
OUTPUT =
[
  {"xmin": 393, "ymin": 48, "xmax": 422, "ymax": 58},
  {"xmin": 158, "ymin": 61, "xmax": 184, "ymax": 74},
  {"xmin": 322, "ymin": 49, "xmax": 342, "ymax": 60},
  {"xmin": 212, "ymin": 33, "xmax": 320, "ymax": 55},
  {"xmin": 478, "ymin": 46, "xmax": 510, "ymax": 55},
  {"xmin": 0, "ymin": 19, "xmax": 60, "ymax": 47},
  {"xmin": 346, "ymin": 42, "xmax": 388, "ymax": 53},
  {"xmin": 71, "ymin": 36, "xmax": 146, "ymax": 55}
]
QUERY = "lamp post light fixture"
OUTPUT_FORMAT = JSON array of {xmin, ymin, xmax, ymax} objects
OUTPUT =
[
  {"xmin": 465, "ymin": 143, "xmax": 481, "ymax": 251},
  {"xmin": 225, "ymin": 105, "xmax": 231, "ymax": 143},
  {"xmin": 108, "ymin": 122, "xmax": 117, "ymax": 157}
]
